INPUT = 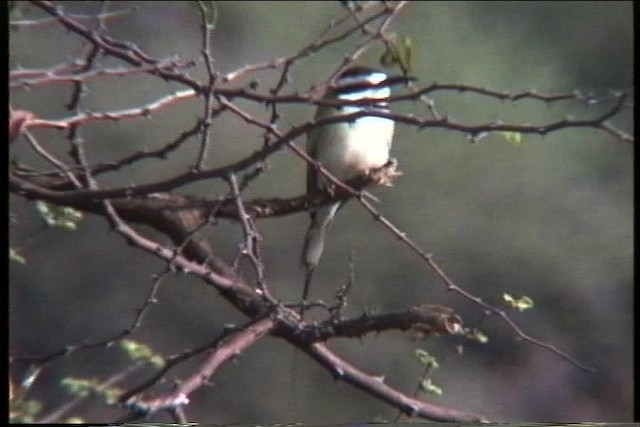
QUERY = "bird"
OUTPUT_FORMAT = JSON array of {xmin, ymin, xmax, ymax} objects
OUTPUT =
[{"xmin": 299, "ymin": 65, "xmax": 409, "ymax": 317}]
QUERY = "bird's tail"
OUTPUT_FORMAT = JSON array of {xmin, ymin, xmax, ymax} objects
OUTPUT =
[
  {"xmin": 300, "ymin": 266, "xmax": 315, "ymax": 317},
  {"xmin": 299, "ymin": 202, "xmax": 341, "ymax": 317}
]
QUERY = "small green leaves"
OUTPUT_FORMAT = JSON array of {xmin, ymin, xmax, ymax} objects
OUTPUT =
[
  {"xmin": 61, "ymin": 377, "xmax": 94, "ymax": 398},
  {"xmin": 503, "ymin": 293, "xmax": 534, "ymax": 312},
  {"xmin": 380, "ymin": 34, "xmax": 413, "ymax": 74},
  {"xmin": 414, "ymin": 349, "xmax": 439, "ymax": 369},
  {"xmin": 61, "ymin": 377, "xmax": 122, "ymax": 405},
  {"xmin": 9, "ymin": 384, "xmax": 42, "ymax": 424},
  {"xmin": 10, "ymin": 248, "xmax": 26, "ymax": 264},
  {"xmin": 119, "ymin": 339, "xmax": 165, "ymax": 368},
  {"xmin": 419, "ymin": 378, "xmax": 443, "ymax": 396},
  {"xmin": 36, "ymin": 201, "xmax": 83, "ymax": 230},
  {"xmin": 501, "ymin": 131, "xmax": 524, "ymax": 145},
  {"xmin": 414, "ymin": 350, "xmax": 443, "ymax": 396},
  {"xmin": 467, "ymin": 328, "xmax": 489, "ymax": 344}
]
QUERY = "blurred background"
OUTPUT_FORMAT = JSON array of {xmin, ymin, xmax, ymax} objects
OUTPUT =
[{"xmin": 10, "ymin": 1, "xmax": 632, "ymax": 423}]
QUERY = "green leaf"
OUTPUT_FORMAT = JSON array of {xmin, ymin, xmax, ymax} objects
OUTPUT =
[
  {"xmin": 61, "ymin": 377, "xmax": 123, "ymax": 406},
  {"xmin": 467, "ymin": 328, "xmax": 489, "ymax": 344},
  {"xmin": 503, "ymin": 293, "xmax": 534, "ymax": 311},
  {"xmin": 10, "ymin": 394, "xmax": 42, "ymax": 423},
  {"xmin": 501, "ymin": 131, "xmax": 524, "ymax": 145},
  {"xmin": 10, "ymin": 248, "xmax": 26, "ymax": 264},
  {"xmin": 419, "ymin": 378, "xmax": 443, "ymax": 396},
  {"xmin": 36, "ymin": 201, "xmax": 83, "ymax": 230},
  {"xmin": 61, "ymin": 378, "xmax": 94, "ymax": 397},
  {"xmin": 119, "ymin": 339, "xmax": 165, "ymax": 368},
  {"xmin": 380, "ymin": 35, "xmax": 413, "ymax": 74},
  {"xmin": 414, "ymin": 349, "xmax": 439, "ymax": 369}
]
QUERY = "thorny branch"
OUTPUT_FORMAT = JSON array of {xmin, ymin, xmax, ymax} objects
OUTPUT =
[{"xmin": 10, "ymin": 0, "xmax": 631, "ymax": 423}]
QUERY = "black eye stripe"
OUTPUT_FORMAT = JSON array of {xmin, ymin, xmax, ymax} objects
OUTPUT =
[
  {"xmin": 338, "ymin": 66, "xmax": 383, "ymax": 79},
  {"xmin": 330, "ymin": 77, "xmax": 408, "ymax": 96},
  {"xmin": 330, "ymin": 82, "xmax": 392, "ymax": 96}
]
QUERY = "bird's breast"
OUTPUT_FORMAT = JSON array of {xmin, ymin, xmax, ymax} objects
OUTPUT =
[{"xmin": 312, "ymin": 114, "xmax": 394, "ymax": 183}]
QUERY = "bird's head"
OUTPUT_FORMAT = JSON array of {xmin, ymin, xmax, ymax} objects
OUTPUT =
[{"xmin": 328, "ymin": 66, "xmax": 413, "ymax": 103}]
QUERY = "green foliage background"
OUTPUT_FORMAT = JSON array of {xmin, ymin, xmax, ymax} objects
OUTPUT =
[{"xmin": 10, "ymin": 1, "xmax": 632, "ymax": 423}]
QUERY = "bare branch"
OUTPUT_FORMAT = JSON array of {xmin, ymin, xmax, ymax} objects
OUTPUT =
[{"xmin": 305, "ymin": 342, "xmax": 485, "ymax": 422}]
